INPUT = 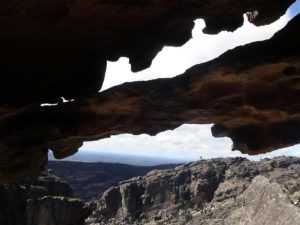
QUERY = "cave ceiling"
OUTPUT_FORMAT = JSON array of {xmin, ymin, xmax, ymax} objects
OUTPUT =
[{"xmin": 0, "ymin": 0, "xmax": 299, "ymax": 183}]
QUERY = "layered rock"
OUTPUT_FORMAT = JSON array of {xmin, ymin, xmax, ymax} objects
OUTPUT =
[
  {"xmin": 87, "ymin": 156, "xmax": 300, "ymax": 225},
  {"xmin": 0, "ymin": 171, "xmax": 91, "ymax": 225},
  {"xmin": 0, "ymin": 1, "xmax": 299, "ymax": 183}
]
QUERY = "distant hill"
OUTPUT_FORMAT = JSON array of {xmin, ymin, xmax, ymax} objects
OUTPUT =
[
  {"xmin": 48, "ymin": 161, "xmax": 179, "ymax": 201},
  {"xmin": 48, "ymin": 151, "xmax": 188, "ymax": 166}
]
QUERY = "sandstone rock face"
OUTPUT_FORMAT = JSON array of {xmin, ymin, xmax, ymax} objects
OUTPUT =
[
  {"xmin": 187, "ymin": 176, "xmax": 300, "ymax": 225},
  {"xmin": 87, "ymin": 156, "xmax": 300, "ymax": 225},
  {"xmin": 0, "ymin": 1, "xmax": 299, "ymax": 183},
  {"xmin": 26, "ymin": 196, "xmax": 90, "ymax": 225},
  {"xmin": 0, "ymin": 171, "xmax": 90, "ymax": 225},
  {"xmin": 222, "ymin": 176, "xmax": 300, "ymax": 225}
]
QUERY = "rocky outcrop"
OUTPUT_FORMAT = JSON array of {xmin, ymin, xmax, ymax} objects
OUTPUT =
[
  {"xmin": 1, "ymin": 13, "xmax": 300, "ymax": 183},
  {"xmin": 87, "ymin": 156, "xmax": 300, "ymax": 225},
  {"xmin": 0, "ymin": 171, "xmax": 91, "ymax": 225},
  {"xmin": 2, "ymin": 157, "xmax": 299, "ymax": 225},
  {"xmin": 0, "ymin": 1, "xmax": 299, "ymax": 183},
  {"xmin": 26, "ymin": 196, "xmax": 90, "ymax": 225},
  {"xmin": 187, "ymin": 176, "xmax": 300, "ymax": 225}
]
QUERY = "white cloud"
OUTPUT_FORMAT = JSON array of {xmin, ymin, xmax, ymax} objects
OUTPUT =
[
  {"xmin": 101, "ymin": 12, "xmax": 291, "ymax": 91},
  {"xmin": 81, "ymin": 3, "xmax": 300, "ymax": 160},
  {"xmin": 82, "ymin": 124, "xmax": 230, "ymax": 160},
  {"xmin": 81, "ymin": 124, "xmax": 300, "ymax": 161}
]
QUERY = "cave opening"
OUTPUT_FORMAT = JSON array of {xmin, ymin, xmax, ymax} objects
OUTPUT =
[
  {"xmin": 65, "ymin": 1, "xmax": 300, "ymax": 164},
  {"xmin": 1, "ymin": 1, "xmax": 300, "ymax": 225}
]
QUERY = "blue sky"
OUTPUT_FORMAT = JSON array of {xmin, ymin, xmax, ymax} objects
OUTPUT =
[
  {"xmin": 76, "ymin": 1, "xmax": 300, "ymax": 161},
  {"xmin": 289, "ymin": 0, "xmax": 300, "ymax": 17}
]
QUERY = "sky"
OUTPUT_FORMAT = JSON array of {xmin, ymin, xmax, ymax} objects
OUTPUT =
[{"xmin": 78, "ymin": 1, "xmax": 300, "ymax": 161}]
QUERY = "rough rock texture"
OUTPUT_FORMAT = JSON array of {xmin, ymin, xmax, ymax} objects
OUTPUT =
[
  {"xmin": 26, "ymin": 196, "xmax": 90, "ymax": 225},
  {"xmin": 0, "ymin": 171, "xmax": 91, "ymax": 225},
  {"xmin": 187, "ymin": 176, "xmax": 300, "ymax": 225},
  {"xmin": 0, "ymin": 1, "xmax": 299, "ymax": 183},
  {"xmin": 0, "ymin": 0, "xmax": 294, "ymax": 104},
  {"xmin": 1, "ymin": 13, "xmax": 300, "ymax": 183},
  {"xmin": 87, "ymin": 156, "xmax": 300, "ymax": 225}
]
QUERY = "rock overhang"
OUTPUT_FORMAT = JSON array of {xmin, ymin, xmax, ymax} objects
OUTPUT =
[
  {"xmin": 0, "ymin": 0, "xmax": 295, "ymax": 105},
  {"xmin": 0, "ymin": 0, "xmax": 299, "ymax": 183}
]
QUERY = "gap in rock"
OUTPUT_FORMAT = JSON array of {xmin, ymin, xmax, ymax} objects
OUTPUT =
[
  {"xmin": 52, "ymin": 124, "xmax": 300, "ymax": 165},
  {"xmin": 40, "ymin": 97, "xmax": 75, "ymax": 107},
  {"xmin": 101, "ymin": 0, "xmax": 300, "ymax": 91},
  {"xmin": 64, "ymin": 1, "xmax": 300, "ymax": 164}
]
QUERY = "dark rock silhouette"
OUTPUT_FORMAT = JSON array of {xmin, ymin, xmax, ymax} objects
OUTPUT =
[
  {"xmin": 0, "ymin": 0, "xmax": 294, "ymax": 105},
  {"xmin": 0, "ymin": 171, "xmax": 90, "ymax": 225}
]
